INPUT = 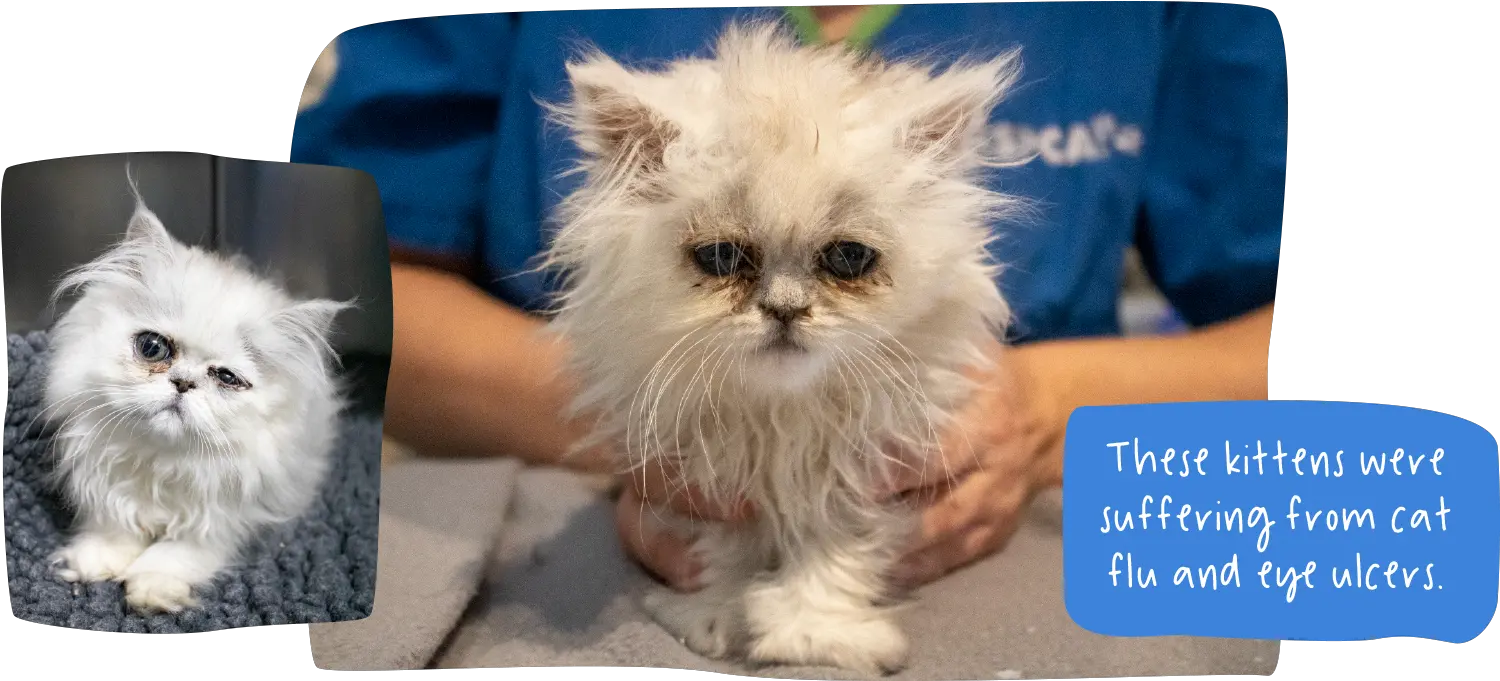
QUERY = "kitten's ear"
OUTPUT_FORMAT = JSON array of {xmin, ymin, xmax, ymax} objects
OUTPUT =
[
  {"xmin": 123, "ymin": 165, "xmax": 177, "ymax": 250},
  {"xmin": 270, "ymin": 299, "xmax": 351, "ymax": 352},
  {"xmin": 562, "ymin": 55, "xmax": 680, "ymax": 176},
  {"xmin": 247, "ymin": 298, "xmax": 353, "ymax": 376},
  {"xmin": 900, "ymin": 52, "xmax": 1022, "ymax": 167},
  {"xmin": 259, "ymin": 298, "xmax": 353, "ymax": 373}
]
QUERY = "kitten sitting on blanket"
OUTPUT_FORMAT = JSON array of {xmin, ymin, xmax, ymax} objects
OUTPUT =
[
  {"xmin": 44, "ymin": 173, "xmax": 350, "ymax": 613},
  {"xmin": 544, "ymin": 22, "xmax": 1019, "ymax": 675}
]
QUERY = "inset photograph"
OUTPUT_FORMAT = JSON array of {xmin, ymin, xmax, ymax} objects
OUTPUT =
[{"xmin": 2, "ymin": 152, "xmax": 390, "ymax": 632}]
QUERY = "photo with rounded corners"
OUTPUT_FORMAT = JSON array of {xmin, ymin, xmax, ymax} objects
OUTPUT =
[{"xmin": 2, "ymin": 152, "xmax": 390, "ymax": 633}]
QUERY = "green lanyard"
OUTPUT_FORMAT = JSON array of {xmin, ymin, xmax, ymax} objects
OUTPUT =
[{"xmin": 783, "ymin": 5, "xmax": 902, "ymax": 52}]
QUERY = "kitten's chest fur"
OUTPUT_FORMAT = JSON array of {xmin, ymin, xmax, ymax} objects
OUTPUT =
[
  {"xmin": 53, "ymin": 422, "xmax": 313, "ymax": 539},
  {"xmin": 655, "ymin": 362, "xmax": 961, "ymax": 526},
  {"xmin": 104, "ymin": 455, "xmax": 233, "ymax": 537}
]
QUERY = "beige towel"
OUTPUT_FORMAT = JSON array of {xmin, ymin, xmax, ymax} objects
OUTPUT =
[
  {"xmin": 309, "ymin": 456, "xmax": 521, "ymax": 670},
  {"xmin": 430, "ymin": 481, "xmax": 1278, "ymax": 679},
  {"xmin": 380, "ymin": 435, "xmax": 417, "ymax": 466}
]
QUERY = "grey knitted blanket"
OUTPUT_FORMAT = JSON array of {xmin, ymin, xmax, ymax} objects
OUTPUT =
[{"xmin": 4, "ymin": 332, "xmax": 380, "ymax": 632}]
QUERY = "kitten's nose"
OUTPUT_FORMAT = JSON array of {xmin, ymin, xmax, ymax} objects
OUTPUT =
[
  {"xmin": 759, "ymin": 302, "xmax": 811, "ymax": 325},
  {"xmin": 171, "ymin": 377, "xmax": 196, "ymax": 393}
]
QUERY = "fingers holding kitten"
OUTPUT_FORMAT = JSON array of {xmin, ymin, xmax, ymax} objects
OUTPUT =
[
  {"xmin": 619, "ymin": 457, "xmax": 759, "ymax": 592},
  {"xmin": 867, "ymin": 424, "xmax": 992, "ymax": 513},
  {"xmin": 616, "ymin": 484, "xmax": 704, "ymax": 591},
  {"xmin": 625, "ymin": 458, "xmax": 755, "ymax": 523},
  {"xmin": 890, "ymin": 467, "xmax": 1031, "ymax": 587},
  {"xmin": 892, "ymin": 521, "xmax": 1013, "ymax": 588}
]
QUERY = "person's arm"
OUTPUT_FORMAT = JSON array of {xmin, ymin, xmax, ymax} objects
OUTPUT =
[
  {"xmin": 892, "ymin": 1, "xmax": 1288, "ymax": 583},
  {"xmin": 384, "ymin": 260, "xmax": 606, "ymax": 467},
  {"xmin": 1018, "ymin": 0, "xmax": 1286, "ymax": 478},
  {"xmin": 1035, "ymin": 0, "xmax": 1285, "ymax": 438},
  {"xmin": 292, "ymin": 16, "xmax": 606, "ymax": 466},
  {"xmin": 1017, "ymin": 302, "xmax": 1273, "ymax": 488}
]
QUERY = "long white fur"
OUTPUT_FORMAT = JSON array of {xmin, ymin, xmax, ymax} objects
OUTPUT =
[
  {"xmin": 545, "ymin": 23, "xmax": 1020, "ymax": 674},
  {"xmin": 43, "ymin": 169, "xmax": 350, "ymax": 613}
]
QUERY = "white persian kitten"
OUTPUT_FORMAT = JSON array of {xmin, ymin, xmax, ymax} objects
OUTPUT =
[
  {"xmin": 545, "ymin": 23, "xmax": 1020, "ymax": 675},
  {"xmin": 44, "ymin": 174, "xmax": 350, "ymax": 613}
]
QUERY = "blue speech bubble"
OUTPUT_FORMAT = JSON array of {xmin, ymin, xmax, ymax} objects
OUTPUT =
[{"xmin": 1062, "ymin": 400, "xmax": 1499, "ymax": 643}]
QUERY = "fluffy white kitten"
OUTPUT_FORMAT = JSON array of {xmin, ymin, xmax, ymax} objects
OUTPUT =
[
  {"xmin": 44, "ymin": 174, "xmax": 350, "ymax": 613},
  {"xmin": 545, "ymin": 23, "xmax": 1020, "ymax": 675}
]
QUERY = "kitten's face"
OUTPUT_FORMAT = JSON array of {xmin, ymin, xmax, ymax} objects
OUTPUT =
[
  {"xmin": 89, "ymin": 309, "xmax": 274, "ymax": 443},
  {"xmin": 655, "ymin": 178, "xmax": 903, "ymax": 392},
  {"xmin": 552, "ymin": 24, "xmax": 1016, "ymax": 395},
  {"xmin": 45, "ymin": 192, "xmax": 347, "ymax": 447}
]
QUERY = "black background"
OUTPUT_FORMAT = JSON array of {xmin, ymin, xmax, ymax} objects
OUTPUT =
[{"xmin": 0, "ymin": 0, "xmax": 1488, "ymax": 675}]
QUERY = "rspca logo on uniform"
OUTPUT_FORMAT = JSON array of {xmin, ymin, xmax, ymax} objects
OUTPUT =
[{"xmin": 989, "ymin": 112, "xmax": 1143, "ymax": 168}]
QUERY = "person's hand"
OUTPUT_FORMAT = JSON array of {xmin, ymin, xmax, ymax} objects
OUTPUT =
[
  {"xmin": 614, "ymin": 456, "xmax": 754, "ymax": 591},
  {"xmin": 882, "ymin": 340, "xmax": 1063, "ymax": 586},
  {"xmin": 615, "ymin": 339, "xmax": 1064, "ymax": 591}
]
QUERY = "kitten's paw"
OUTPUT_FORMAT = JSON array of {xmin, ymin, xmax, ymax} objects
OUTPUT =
[
  {"xmin": 52, "ymin": 534, "xmax": 147, "ymax": 583},
  {"xmin": 748, "ymin": 612, "xmax": 909, "ymax": 676},
  {"xmin": 642, "ymin": 588, "xmax": 742, "ymax": 660},
  {"xmin": 123, "ymin": 572, "xmax": 198, "ymax": 613}
]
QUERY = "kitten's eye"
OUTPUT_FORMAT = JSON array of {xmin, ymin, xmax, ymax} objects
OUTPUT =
[
  {"xmin": 820, "ymin": 241, "xmax": 879, "ymax": 279},
  {"xmin": 133, "ymin": 332, "xmax": 174, "ymax": 363},
  {"xmin": 692, "ymin": 242, "xmax": 751, "ymax": 277},
  {"xmin": 211, "ymin": 367, "xmax": 249, "ymax": 390}
]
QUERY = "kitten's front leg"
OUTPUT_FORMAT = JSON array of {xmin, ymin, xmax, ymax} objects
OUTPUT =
[
  {"xmin": 744, "ymin": 518, "xmax": 909, "ymax": 675},
  {"xmin": 53, "ymin": 523, "xmax": 150, "ymax": 583},
  {"xmin": 119, "ymin": 535, "xmax": 236, "ymax": 613},
  {"xmin": 640, "ymin": 520, "xmax": 757, "ymax": 659}
]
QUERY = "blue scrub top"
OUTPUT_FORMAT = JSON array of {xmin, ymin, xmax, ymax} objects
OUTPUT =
[{"xmin": 291, "ymin": 3, "xmax": 1286, "ymax": 343}]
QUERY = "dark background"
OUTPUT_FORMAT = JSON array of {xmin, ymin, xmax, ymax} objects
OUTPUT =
[
  {"xmin": 1, "ymin": 152, "xmax": 392, "ymax": 413},
  {"xmin": 0, "ymin": 0, "xmax": 1482, "ymax": 672}
]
